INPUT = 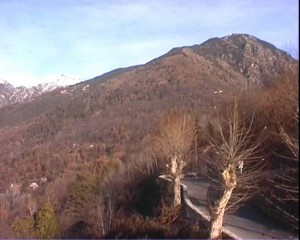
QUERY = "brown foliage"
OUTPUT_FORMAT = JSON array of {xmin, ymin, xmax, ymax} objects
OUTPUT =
[
  {"xmin": 237, "ymin": 67, "xmax": 299, "ymax": 232},
  {"xmin": 153, "ymin": 109, "xmax": 197, "ymax": 206},
  {"xmin": 106, "ymin": 205, "xmax": 206, "ymax": 239},
  {"xmin": 153, "ymin": 109, "xmax": 197, "ymax": 162},
  {"xmin": 256, "ymin": 69, "xmax": 298, "ymax": 133}
]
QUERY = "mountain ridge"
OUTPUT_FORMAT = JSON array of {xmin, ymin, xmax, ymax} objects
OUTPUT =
[
  {"xmin": 0, "ymin": 34, "xmax": 297, "ymax": 110},
  {"xmin": 0, "ymin": 74, "xmax": 81, "ymax": 108},
  {"xmin": 0, "ymin": 33, "xmax": 297, "ymax": 127}
]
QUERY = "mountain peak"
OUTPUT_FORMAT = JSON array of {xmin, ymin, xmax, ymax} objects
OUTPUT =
[
  {"xmin": 192, "ymin": 34, "xmax": 295, "ymax": 86},
  {"xmin": 146, "ymin": 33, "xmax": 296, "ymax": 89},
  {"xmin": 35, "ymin": 74, "xmax": 81, "ymax": 92},
  {"xmin": 198, "ymin": 33, "xmax": 288, "ymax": 56},
  {"xmin": 0, "ymin": 79, "xmax": 9, "ymax": 85},
  {"xmin": 0, "ymin": 74, "xmax": 81, "ymax": 108},
  {"xmin": 49, "ymin": 74, "xmax": 81, "ymax": 86},
  {"xmin": 222, "ymin": 33, "xmax": 257, "ymax": 39}
]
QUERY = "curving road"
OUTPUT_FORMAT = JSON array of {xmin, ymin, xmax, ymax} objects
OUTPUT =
[{"xmin": 181, "ymin": 177, "xmax": 298, "ymax": 239}]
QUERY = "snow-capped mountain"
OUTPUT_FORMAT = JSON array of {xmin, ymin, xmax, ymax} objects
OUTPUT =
[
  {"xmin": 0, "ymin": 74, "xmax": 81, "ymax": 108},
  {"xmin": 34, "ymin": 74, "xmax": 81, "ymax": 92},
  {"xmin": 0, "ymin": 79, "xmax": 8, "ymax": 85}
]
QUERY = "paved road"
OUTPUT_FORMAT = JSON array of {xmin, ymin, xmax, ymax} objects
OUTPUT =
[{"xmin": 182, "ymin": 178, "xmax": 298, "ymax": 239}]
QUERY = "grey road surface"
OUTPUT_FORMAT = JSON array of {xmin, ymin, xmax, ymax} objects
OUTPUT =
[{"xmin": 181, "ymin": 178, "xmax": 298, "ymax": 239}]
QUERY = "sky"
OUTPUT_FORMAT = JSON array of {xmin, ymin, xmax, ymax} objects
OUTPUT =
[{"xmin": 0, "ymin": 0, "xmax": 298, "ymax": 87}]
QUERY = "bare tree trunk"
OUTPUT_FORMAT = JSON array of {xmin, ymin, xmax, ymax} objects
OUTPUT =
[
  {"xmin": 174, "ymin": 175, "xmax": 181, "ymax": 206},
  {"xmin": 210, "ymin": 166, "xmax": 237, "ymax": 239},
  {"xmin": 209, "ymin": 187, "xmax": 234, "ymax": 239},
  {"xmin": 171, "ymin": 156, "xmax": 181, "ymax": 206},
  {"xmin": 170, "ymin": 156, "xmax": 177, "ymax": 177}
]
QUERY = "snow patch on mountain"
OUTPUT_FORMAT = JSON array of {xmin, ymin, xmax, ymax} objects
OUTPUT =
[
  {"xmin": 0, "ymin": 79, "xmax": 9, "ymax": 85},
  {"xmin": 0, "ymin": 74, "xmax": 81, "ymax": 108},
  {"xmin": 38, "ymin": 74, "xmax": 81, "ymax": 88}
]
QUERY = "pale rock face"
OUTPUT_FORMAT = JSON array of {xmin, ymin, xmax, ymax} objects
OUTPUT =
[
  {"xmin": 40, "ymin": 177, "xmax": 47, "ymax": 183},
  {"xmin": 30, "ymin": 182, "xmax": 39, "ymax": 190}
]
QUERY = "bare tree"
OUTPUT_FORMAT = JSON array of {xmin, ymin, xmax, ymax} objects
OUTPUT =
[
  {"xmin": 278, "ymin": 125, "xmax": 298, "ymax": 159},
  {"xmin": 26, "ymin": 197, "xmax": 38, "ymax": 217},
  {"xmin": 256, "ymin": 68, "xmax": 299, "ymax": 232},
  {"xmin": 153, "ymin": 109, "xmax": 196, "ymax": 206},
  {"xmin": 84, "ymin": 194, "xmax": 114, "ymax": 237},
  {"xmin": 262, "ymin": 124, "xmax": 299, "ymax": 231},
  {"xmin": 205, "ymin": 101, "xmax": 266, "ymax": 239}
]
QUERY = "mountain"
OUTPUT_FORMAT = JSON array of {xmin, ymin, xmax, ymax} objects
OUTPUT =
[
  {"xmin": 152, "ymin": 33, "xmax": 294, "ymax": 87},
  {"xmin": 0, "ymin": 33, "xmax": 297, "ymax": 173},
  {"xmin": 0, "ymin": 33, "xmax": 297, "ymax": 184},
  {"xmin": 0, "ymin": 74, "xmax": 81, "ymax": 108},
  {"xmin": 0, "ymin": 34, "xmax": 297, "ymax": 128},
  {"xmin": 0, "ymin": 33, "xmax": 298, "ymax": 237},
  {"xmin": 0, "ymin": 33, "xmax": 297, "ymax": 131}
]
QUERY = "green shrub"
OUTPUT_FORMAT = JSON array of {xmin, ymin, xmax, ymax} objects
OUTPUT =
[
  {"xmin": 12, "ymin": 217, "xmax": 36, "ymax": 238},
  {"xmin": 35, "ymin": 203, "xmax": 60, "ymax": 239},
  {"xmin": 12, "ymin": 202, "xmax": 60, "ymax": 239}
]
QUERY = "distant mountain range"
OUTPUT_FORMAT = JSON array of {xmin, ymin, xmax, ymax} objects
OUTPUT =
[
  {"xmin": 0, "ymin": 34, "xmax": 296, "ymax": 111},
  {"xmin": 0, "ymin": 33, "xmax": 297, "ymax": 127},
  {"xmin": 0, "ymin": 74, "xmax": 81, "ymax": 108}
]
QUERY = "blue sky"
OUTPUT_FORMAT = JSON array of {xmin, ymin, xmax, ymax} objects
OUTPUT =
[{"xmin": 0, "ymin": 0, "xmax": 298, "ymax": 87}]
